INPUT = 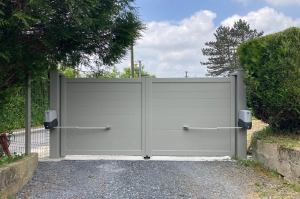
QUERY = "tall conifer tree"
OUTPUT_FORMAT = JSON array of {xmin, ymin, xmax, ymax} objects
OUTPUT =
[{"xmin": 201, "ymin": 19, "xmax": 263, "ymax": 77}]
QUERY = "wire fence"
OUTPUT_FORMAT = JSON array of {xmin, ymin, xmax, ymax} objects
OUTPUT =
[
  {"xmin": 0, "ymin": 75, "xmax": 50, "ymax": 159},
  {"xmin": 30, "ymin": 76, "xmax": 50, "ymax": 158}
]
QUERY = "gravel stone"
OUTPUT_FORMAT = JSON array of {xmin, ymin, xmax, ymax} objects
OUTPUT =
[{"xmin": 16, "ymin": 160, "xmax": 277, "ymax": 199}]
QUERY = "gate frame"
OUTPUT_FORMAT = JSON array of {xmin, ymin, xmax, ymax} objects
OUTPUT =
[{"xmin": 49, "ymin": 70, "xmax": 247, "ymax": 159}]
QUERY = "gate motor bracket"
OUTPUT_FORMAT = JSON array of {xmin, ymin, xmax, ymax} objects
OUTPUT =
[
  {"xmin": 183, "ymin": 110, "xmax": 252, "ymax": 130},
  {"xmin": 44, "ymin": 110, "xmax": 111, "ymax": 130},
  {"xmin": 238, "ymin": 110, "xmax": 252, "ymax": 129},
  {"xmin": 44, "ymin": 110, "xmax": 58, "ymax": 129}
]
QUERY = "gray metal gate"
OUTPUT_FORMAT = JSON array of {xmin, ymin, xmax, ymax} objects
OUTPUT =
[{"xmin": 49, "ymin": 70, "xmax": 247, "ymax": 159}]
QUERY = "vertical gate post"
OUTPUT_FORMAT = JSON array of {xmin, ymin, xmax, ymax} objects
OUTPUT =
[
  {"xmin": 25, "ymin": 79, "xmax": 31, "ymax": 155},
  {"xmin": 60, "ymin": 75, "xmax": 66, "ymax": 157},
  {"xmin": 235, "ymin": 69, "xmax": 247, "ymax": 159},
  {"xmin": 142, "ymin": 77, "xmax": 152, "ymax": 157},
  {"xmin": 230, "ymin": 74, "xmax": 236, "ymax": 157},
  {"xmin": 49, "ymin": 70, "xmax": 61, "ymax": 158}
]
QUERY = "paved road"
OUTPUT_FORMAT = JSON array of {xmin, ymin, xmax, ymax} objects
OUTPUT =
[{"xmin": 16, "ymin": 159, "xmax": 279, "ymax": 199}]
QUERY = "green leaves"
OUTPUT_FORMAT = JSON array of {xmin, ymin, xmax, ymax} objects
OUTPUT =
[
  {"xmin": 201, "ymin": 19, "xmax": 263, "ymax": 77},
  {"xmin": 238, "ymin": 27, "xmax": 300, "ymax": 131},
  {"xmin": 0, "ymin": 0, "xmax": 145, "ymax": 101},
  {"xmin": 86, "ymin": 64, "xmax": 156, "ymax": 78},
  {"xmin": 12, "ymin": 11, "xmax": 39, "ymax": 27}
]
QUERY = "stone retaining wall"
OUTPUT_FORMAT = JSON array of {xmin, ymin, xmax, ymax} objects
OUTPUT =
[
  {"xmin": 253, "ymin": 140, "xmax": 300, "ymax": 184},
  {"xmin": 0, "ymin": 153, "xmax": 38, "ymax": 199}
]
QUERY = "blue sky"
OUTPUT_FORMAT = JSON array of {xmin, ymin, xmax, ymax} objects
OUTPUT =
[{"xmin": 115, "ymin": 0, "xmax": 300, "ymax": 77}]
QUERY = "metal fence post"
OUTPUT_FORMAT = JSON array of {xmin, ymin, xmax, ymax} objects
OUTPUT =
[
  {"xmin": 25, "ymin": 79, "xmax": 31, "ymax": 155},
  {"xmin": 49, "ymin": 71, "xmax": 61, "ymax": 158},
  {"xmin": 235, "ymin": 69, "xmax": 247, "ymax": 159}
]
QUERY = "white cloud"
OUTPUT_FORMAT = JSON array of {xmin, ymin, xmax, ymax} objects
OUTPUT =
[
  {"xmin": 116, "ymin": 10, "xmax": 217, "ymax": 77},
  {"xmin": 232, "ymin": 0, "xmax": 251, "ymax": 5},
  {"xmin": 116, "ymin": 7, "xmax": 300, "ymax": 78},
  {"xmin": 221, "ymin": 7, "xmax": 300, "ymax": 35},
  {"xmin": 265, "ymin": 0, "xmax": 300, "ymax": 5}
]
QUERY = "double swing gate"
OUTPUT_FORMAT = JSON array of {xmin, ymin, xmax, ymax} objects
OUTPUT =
[{"xmin": 49, "ymin": 70, "xmax": 247, "ymax": 159}]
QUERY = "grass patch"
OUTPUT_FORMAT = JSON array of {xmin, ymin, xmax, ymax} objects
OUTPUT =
[
  {"xmin": 255, "ymin": 181, "xmax": 262, "ymax": 187},
  {"xmin": 0, "ymin": 153, "xmax": 25, "ymax": 167},
  {"xmin": 237, "ymin": 158, "xmax": 300, "ymax": 194},
  {"xmin": 237, "ymin": 158, "xmax": 268, "ymax": 175},
  {"xmin": 288, "ymin": 183, "xmax": 300, "ymax": 192},
  {"xmin": 255, "ymin": 189, "xmax": 269, "ymax": 197},
  {"xmin": 251, "ymin": 126, "xmax": 300, "ymax": 149}
]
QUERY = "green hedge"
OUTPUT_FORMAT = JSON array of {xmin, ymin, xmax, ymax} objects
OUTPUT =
[
  {"xmin": 0, "ymin": 87, "xmax": 25, "ymax": 132},
  {"xmin": 0, "ymin": 75, "xmax": 49, "ymax": 133},
  {"xmin": 238, "ymin": 27, "xmax": 300, "ymax": 130}
]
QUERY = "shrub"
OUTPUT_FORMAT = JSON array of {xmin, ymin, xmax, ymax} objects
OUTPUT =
[
  {"xmin": 0, "ymin": 74, "xmax": 49, "ymax": 133},
  {"xmin": 238, "ymin": 27, "xmax": 300, "ymax": 131}
]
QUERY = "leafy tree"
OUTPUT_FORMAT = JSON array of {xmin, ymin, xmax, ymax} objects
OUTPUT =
[
  {"xmin": 0, "ymin": 0, "xmax": 145, "ymax": 92},
  {"xmin": 61, "ymin": 67, "xmax": 79, "ymax": 78},
  {"xmin": 86, "ymin": 66, "xmax": 121, "ymax": 78},
  {"xmin": 87, "ymin": 64, "xmax": 156, "ymax": 78},
  {"xmin": 107, "ymin": 67, "xmax": 122, "ymax": 78},
  {"xmin": 201, "ymin": 19, "xmax": 263, "ymax": 77},
  {"xmin": 120, "ymin": 64, "xmax": 156, "ymax": 78},
  {"xmin": 0, "ymin": 0, "xmax": 144, "ymax": 126}
]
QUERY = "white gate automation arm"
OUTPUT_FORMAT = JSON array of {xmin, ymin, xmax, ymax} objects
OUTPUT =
[
  {"xmin": 54, "ymin": 126, "xmax": 111, "ymax": 130},
  {"xmin": 183, "ymin": 126, "xmax": 242, "ymax": 130},
  {"xmin": 44, "ymin": 110, "xmax": 111, "ymax": 130},
  {"xmin": 183, "ymin": 110, "xmax": 252, "ymax": 130}
]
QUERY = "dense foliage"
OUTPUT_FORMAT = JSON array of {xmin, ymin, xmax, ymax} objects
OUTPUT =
[
  {"xmin": 0, "ymin": 0, "xmax": 144, "ymax": 132},
  {"xmin": 0, "ymin": 75, "xmax": 49, "ymax": 133},
  {"xmin": 0, "ymin": 0, "xmax": 144, "ymax": 106},
  {"xmin": 238, "ymin": 27, "xmax": 300, "ymax": 130},
  {"xmin": 201, "ymin": 19, "xmax": 263, "ymax": 77},
  {"xmin": 87, "ymin": 64, "xmax": 156, "ymax": 78}
]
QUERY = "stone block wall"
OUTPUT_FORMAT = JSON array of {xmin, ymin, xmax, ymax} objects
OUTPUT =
[
  {"xmin": 0, "ymin": 153, "xmax": 38, "ymax": 199},
  {"xmin": 253, "ymin": 140, "xmax": 300, "ymax": 184}
]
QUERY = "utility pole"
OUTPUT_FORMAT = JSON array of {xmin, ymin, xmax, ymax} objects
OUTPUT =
[
  {"xmin": 184, "ymin": 71, "xmax": 188, "ymax": 78},
  {"xmin": 138, "ymin": 60, "xmax": 142, "ymax": 78},
  {"xmin": 130, "ymin": 44, "xmax": 134, "ymax": 78}
]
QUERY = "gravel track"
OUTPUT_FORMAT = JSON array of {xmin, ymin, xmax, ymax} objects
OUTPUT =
[{"xmin": 16, "ymin": 160, "xmax": 278, "ymax": 199}]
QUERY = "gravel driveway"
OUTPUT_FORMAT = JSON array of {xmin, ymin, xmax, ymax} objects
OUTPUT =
[{"xmin": 16, "ymin": 159, "xmax": 277, "ymax": 199}]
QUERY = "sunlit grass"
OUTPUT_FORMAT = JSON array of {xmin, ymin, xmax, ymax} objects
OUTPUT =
[
  {"xmin": 0, "ymin": 153, "xmax": 25, "ymax": 167},
  {"xmin": 251, "ymin": 127, "xmax": 300, "ymax": 149}
]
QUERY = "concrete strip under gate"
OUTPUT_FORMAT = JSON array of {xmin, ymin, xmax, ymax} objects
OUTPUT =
[{"xmin": 64, "ymin": 155, "xmax": 232, "ymax": 161}]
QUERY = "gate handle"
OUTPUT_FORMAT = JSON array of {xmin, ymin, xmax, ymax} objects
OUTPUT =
[
  {"xmin": 54, "ymin": 126, "xmax": 111, "ymax": 130},
  {"xmin": 183, "ymin": 126, "xmax": 242, "ymax": 130}
]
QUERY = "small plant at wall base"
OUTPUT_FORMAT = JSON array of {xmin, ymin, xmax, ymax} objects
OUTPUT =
[
  {"xmin": 0, "ymin": 131, "xmax": 14, "ymax": 157},
  {"xmin": 0, "ymin": 152, "xmax": 25, "ymax": 167},
  {"xmin": 0, "ymin": 132, "xmax": 24, "ymax": 167}
]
